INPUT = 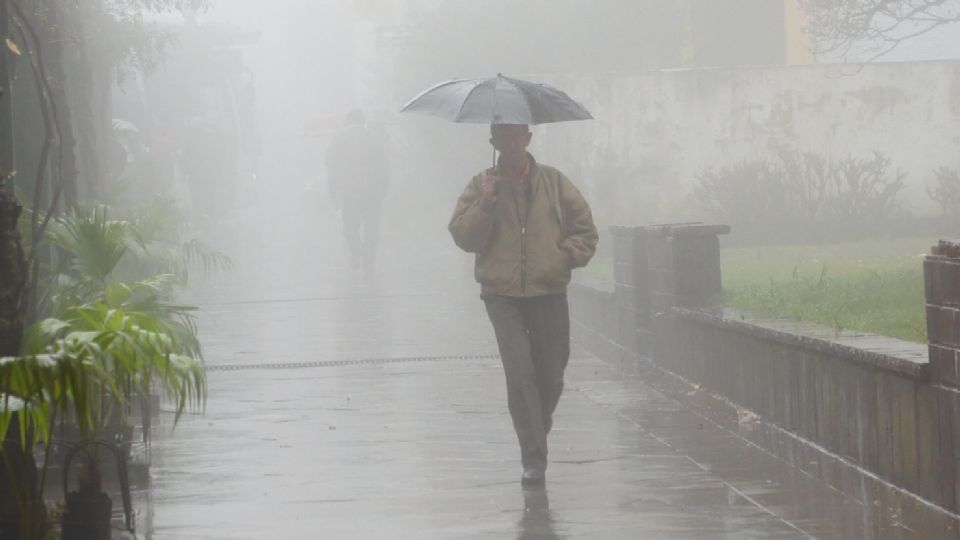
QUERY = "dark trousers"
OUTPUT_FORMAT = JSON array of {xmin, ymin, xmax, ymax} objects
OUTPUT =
[
  {"xmin": 342, "ymin": 198, "xmax": 381, "ymax": 270},
  {"xmin": 483, "ymin": 293, "xmax": 570, "ymax": 472}
]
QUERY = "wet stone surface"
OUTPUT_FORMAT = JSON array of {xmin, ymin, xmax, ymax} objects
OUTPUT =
[
  {"xmin": 140, "ymin": 198, "xmax": 959, "ymax": 538},
  {"xmin": 150, "ymin": 357, "xmax": 808, "ymax": 539}
]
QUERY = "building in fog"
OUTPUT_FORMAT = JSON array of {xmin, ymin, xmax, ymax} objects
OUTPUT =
[{"xmin": 345, "ymin": 0, "xmax": 815, "ymax": 112}]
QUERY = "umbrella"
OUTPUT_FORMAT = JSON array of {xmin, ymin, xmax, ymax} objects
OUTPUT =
[
  {"xmin": 401, "ymin": 73, "xmax": 592, "ymax": 125},
  {"xmin": 401, "ymin": 74, "xmax": 592, "ymax": 167},
  {"xmin": 112, "ymin": 118, "xmax": 141, "ymax": 139}
]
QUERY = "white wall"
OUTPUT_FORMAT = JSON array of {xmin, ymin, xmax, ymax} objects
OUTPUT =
[{"xmin": 525, "ymin": 61, "xmax": 960, "ymax": 226}]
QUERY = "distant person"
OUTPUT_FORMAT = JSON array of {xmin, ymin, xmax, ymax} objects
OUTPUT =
[
  {"xmin": 180, "ymin": 118, "xmax": 219, "ymax": 219},
  {"xmin": 448, "ymin": 123, "xmax": 598, "ymax": 486},
  {"xmin": 326, "ymin": 109, "xmax": 390, "ymax": 272},
  {"xmin": 181, "ymin": 116, "xmax": 236, "ymax": 221}
]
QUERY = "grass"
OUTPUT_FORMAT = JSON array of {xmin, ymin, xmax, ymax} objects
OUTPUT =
[
  {"xmin": 578, "ymin": 237, "xmax": 932, "ymax": 342},
  {"xmin": 581, "ymin": 254, "xmax": 614, "ymax": 283},
  {"xmin": 722, "ymin": 238, "xmax": 930, "ymax": 342}
]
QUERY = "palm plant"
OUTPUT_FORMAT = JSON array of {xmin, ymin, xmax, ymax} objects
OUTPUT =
[
  {"xmin": 1, "ymin": 198, "xmax": 224, "ymax": 538},
  {"xmin": 117, "ymin": 195, "xmax": 233, "ymax": 284},
  {"xmin": 41, "ymin": 199, "xmax": 231, "ymax": 317}
]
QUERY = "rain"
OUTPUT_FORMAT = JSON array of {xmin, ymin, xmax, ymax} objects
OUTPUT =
[{"xmin": 2, "ymin": 1, "xmax": 960, "ymax": 538}]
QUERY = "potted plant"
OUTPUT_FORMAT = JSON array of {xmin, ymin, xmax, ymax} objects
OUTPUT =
[{"xmin": 1, "ymin": 201, "xmax": 223, "ymax": 538}]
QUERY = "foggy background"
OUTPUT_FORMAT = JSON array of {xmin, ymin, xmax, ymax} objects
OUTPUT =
[
  {"xmin": 28, "ymin": 1, "xmax": 960, "ymax": 537},
  {"xmin": 117, "ymin": 0, "xmax": 960, "ymax": 269}
]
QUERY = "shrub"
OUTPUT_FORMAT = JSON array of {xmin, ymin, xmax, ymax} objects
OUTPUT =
[
  {"xmin": 826, "ymin": 152, "xmax": 906, "ymax": 225},
  {"xmin": 694, "ymin": 159, "xmax": 785, "ymax": 230},
  {"xmin": 927, "ymin": 166, "xmax": 960, "ymax": 226},
  {"xmin": 694, "ymin": 150, "xmax": 906, "ymax": 242}
]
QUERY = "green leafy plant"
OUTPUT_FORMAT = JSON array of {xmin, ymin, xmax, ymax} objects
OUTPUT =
[{"xmin": 1, "ymin": 198, "xmax": 224, "ymax": 538}]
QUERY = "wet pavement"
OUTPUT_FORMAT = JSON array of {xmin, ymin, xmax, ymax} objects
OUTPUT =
[{"xmin": 140, "ymin": 191, "xmax": 960, "ymax": 539}]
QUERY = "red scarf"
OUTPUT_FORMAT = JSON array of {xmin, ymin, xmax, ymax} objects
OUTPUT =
[{"xmin": 502, "ymin": 157, "xmax": 532, "ymax": 193}]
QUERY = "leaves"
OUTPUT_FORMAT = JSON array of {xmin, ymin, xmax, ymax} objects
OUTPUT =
[
  {"xmin": 37, "ymin": 199, "xmax": 230, "ymax": 315},
  {"xmin": 47, "ymin": 206, "xmax": 136, "ymax": 284},
  {"xmin": 2, "ymin": 299, "xmax": 207, "ymax": 447},
  {"xmin": 1, "ymin": 198, "xmax": 221, "ymax": 449}
]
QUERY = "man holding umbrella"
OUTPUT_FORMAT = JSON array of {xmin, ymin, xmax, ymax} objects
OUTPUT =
[
  {"xmin": 404, "ymin": 74, "xmax": 598, "ymax": 486},
  {"xmin": 449, "ymin": 123, "xmax": 598, "ymax": 485}
]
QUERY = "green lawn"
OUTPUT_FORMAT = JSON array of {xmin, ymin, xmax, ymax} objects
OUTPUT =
[
  {"xmin": 579, "ymin": 237, "xmax": 932, "ymax": 342},
  {"xmin": 722, "ymin": 238, "xmax": 930, "ymax": 342}
]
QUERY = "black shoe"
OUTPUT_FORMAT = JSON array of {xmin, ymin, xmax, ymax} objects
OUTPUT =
[{"xmin": 521, "ymin": 468, "xmax": 545, "ymax": 486}]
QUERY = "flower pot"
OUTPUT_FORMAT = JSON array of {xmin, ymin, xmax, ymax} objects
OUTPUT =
[{"xmin": 61, "ymin": 490, "xmax": 112, "ymax": 540}]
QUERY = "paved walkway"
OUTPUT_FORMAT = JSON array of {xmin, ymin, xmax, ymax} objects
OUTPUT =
[{"xmin": 139, "ymin": 192, "xmax": 960, "ymax": 539}]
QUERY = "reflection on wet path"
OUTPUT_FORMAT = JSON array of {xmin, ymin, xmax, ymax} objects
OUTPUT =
[
  {"xmin": 518, "ymin": 488, "xmax": 557, "ymax": 540},
  {"xmin": 139, "ymin": 190, "xmax": 960, "ymax": 538}
]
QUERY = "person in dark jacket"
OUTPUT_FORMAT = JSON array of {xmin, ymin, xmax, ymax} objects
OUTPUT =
[{"xmin": 327, "ymin": 109, "xmax": 390, "ymax": 272}]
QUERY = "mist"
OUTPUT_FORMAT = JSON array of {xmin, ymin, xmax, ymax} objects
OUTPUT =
[
  {"xmin": 5, "ymin": 1, "xmax": 960, "ymax": 538},
  {"xmin": 150, "ymin": 0, "xmax": 960, "ymax": 254}
]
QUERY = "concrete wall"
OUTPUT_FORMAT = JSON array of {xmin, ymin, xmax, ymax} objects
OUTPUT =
[
  {"xmin": 570, "ymin": 226, "xmax": 960, "ymax": 512},
  {"xmin": 529, "ymin": 61, "xmax": 960, "ymax": 223},
  {"xmin": 661, "ymin": 309, "xmax": 943, "ymax": 506}
]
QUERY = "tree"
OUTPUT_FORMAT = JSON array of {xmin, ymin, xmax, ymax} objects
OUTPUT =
[
  {"xmin": 0, "ymin": 2, "xmax": 212, "ymax": 536},
  {"xmin": 799, "ymin": 0, "xmax": 960, "ymax": 61}
]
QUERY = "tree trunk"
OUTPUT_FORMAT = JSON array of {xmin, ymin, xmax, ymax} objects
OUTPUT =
[
  {"xmin": 0, "ymin": 184, "xmax": 23, "ymax": 355},
  {"xmin": 0, "ymin": 1, "xmax": 14, "ymax": 199},
  {"xmin": 0, "ymin": 177, "xmax": 43, "ymax": 540},
  {"xmin": 37, "ymin": 1, "xmax": 78, "ymax": 209},
  {"xmin": 69, "ymin": 0, "xmax": 108, "ymax": 203},
  {"xmin": 1, "ymin": 4, "xmax": 48, "ymax": 538}
]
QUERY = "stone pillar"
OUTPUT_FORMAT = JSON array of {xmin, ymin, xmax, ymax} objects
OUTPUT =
[
  {"xmin": 643, "ymin": 223, "xmax": 729, "ymax": 312},
  {"xmin": 611, "ymin": 226, "xmax": 647, "ymax": 366},
  {"xmin": 609, "ymin": 223, "xmax": 729, "ymax": 366},
  {"xmin": 644, "ymin": 224, "xmax": 728, "ymax": 371},
  {"xmin": 926, "ymin": 240, "xmax": 960, "ymax": 386},
  {"xmin": 666, "ymin": 224, "xmax": 729, "ymax": 308}
]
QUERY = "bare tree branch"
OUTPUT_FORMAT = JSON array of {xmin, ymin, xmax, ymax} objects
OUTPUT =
[{"xmin": 800, "ymin": 0, "xmax": 960, "ymax": 61}]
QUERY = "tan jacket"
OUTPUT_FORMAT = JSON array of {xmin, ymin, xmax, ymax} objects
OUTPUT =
[{"xmin": 449, "ymin": 154, "xmax": 598, "ymax": 297}]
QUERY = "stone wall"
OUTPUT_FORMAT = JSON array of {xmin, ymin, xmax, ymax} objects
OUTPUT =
[
  {"xmin": 570, "ymin": 227, "xmax": 960, "ymax": 512},
  {"xmin": 663, "ymin": 309, "xmax": 941, "ymax": 506},
  {"xmin": 529, "ymin": 61, "xmax": 960, "ymax": 223}
]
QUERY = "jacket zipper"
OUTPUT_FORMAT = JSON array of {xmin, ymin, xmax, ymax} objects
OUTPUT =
[
  {"xmin": 512, "ymin": 178, "xmax": 534, "ymax": 298},
  {"xmin": 520, "ymin": 226, "xmax": 526, "ymax": 296}
]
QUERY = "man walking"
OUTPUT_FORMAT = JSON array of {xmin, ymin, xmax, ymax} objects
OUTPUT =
[
  {"xmin": 449, "ymin": 124, "xmax": 598, "ymax": 485},
  {"xmin": 327, "ymin": 109, "xmax": 390, "ymax": 272}
]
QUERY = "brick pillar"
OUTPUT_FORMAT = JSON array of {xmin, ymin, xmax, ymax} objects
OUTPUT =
[
  {"xmin": 645, "ymin": 223, "xmax": 729, "ymax": 311},
  {"xmin": 667, "ymin": 224, "xmax": 729, "ymax": 308},
  {"xmin": 609, "ymin": 223, "xmax": 729, "ymax": 366},
  {"xmin": 925, "ymin": 240, "xmax": 960, "ymax": 512},
  {"xmin": 643, "ymin": 224, "xmax": 729, "ymax": 371},
  {"xmin": 926, "ymin": 239, "xmax": 960, "ymax": 386}
]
